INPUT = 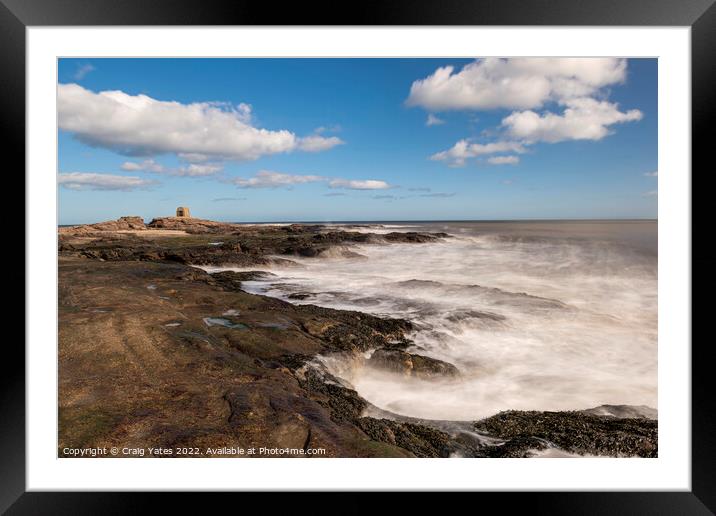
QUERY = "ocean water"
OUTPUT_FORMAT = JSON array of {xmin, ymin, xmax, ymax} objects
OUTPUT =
[{"xmin": 206, "ymin": 220, "xmax": 657, "ymax": 421}]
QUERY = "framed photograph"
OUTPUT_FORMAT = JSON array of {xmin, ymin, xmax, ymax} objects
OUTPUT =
[{"xmin": 8, "ymin": 0, "xmax": 712, "ymax": 511}]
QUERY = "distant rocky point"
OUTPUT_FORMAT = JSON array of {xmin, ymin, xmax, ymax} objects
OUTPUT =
[
  {"xmin": 60, "ymin": 215, "xmax": 241, "ymax": 235},
  {"xmin": 59, "ymin": 215, "xmax": 148, "ymax": 234},
  {"xmin": 146, "ymin": 216, "xmax": 239, "ymax": 234}
]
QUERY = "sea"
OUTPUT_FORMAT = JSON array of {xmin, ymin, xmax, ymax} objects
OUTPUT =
[{"xmin": 207, "ymin": 220, "xmax": 657, "ymax": 422}]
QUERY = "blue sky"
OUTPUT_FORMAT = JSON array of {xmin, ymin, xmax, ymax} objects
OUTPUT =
[{"xmin": 58, "ymin": 58, "xmax": 657, "ymax": 224}]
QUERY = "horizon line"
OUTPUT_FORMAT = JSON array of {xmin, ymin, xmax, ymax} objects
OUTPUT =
[{"xmin": 59, "ymin": 217, "xmax": 658, "ymax": 226}]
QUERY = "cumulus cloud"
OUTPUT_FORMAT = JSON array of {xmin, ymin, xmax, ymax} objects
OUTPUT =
[
  {"xmin": 407, "ymin": 58, "xmax": 627, "ymax": 111},
  {"xmin": 58, "ymin": 172, "xmax": 156, "ymax": 191},
  {"xmin": 120, "ymin": 159, "xmax": 165, "ymax": 173},
  {"xmin": 411, "ymin": 59, "xmax": 643, "ymax": 166},
  {"xmin": 430, "ymin": 140, "xmax": 526, "ymax": 167},
  {"xmin": 232, "ymin": 170, "xmax": 324, "ymax": 188},
  {"xmin": 426, "ymin": 114, "xmax": 445, "ymax": 126},
  {"xmin": 328, "ymin": 179, "xmax": 391, "ymax": 190},
  {"xmin": 488, "ymin": 155, "xmax": 520, "ymax": 165},
  {"xmin": 644, "ymin": 170, "xmax": 658, "ymax": 177},
  {"xmin": 58, "ymin": 83, "xmax": 342, "ymax": 162},
  {"xmin": 502, "ymin": 98, "xmax": 643, "ymax": 143},
  {"xmin": 121, "ymin": 159, "xmax": 223, "ymax": 177},
  {"xmin": 178, "ymin": 153, "xmax": 212, "ymax": 163},
  {"xmin": 230, "ymin": 171, "xmax": 391, "ymax": 191},
  {"xmin": 177, "ymin": 164, "xmax": 224, "ymax": 176},
  {"xmin": 297, "ymin": 135, "xmax": 344, "ymax": 152}
]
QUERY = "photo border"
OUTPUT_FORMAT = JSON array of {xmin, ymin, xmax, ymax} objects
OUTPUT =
[{"xmin": 6, "ymin": 0, "xmax": 713, "ymax": 512}]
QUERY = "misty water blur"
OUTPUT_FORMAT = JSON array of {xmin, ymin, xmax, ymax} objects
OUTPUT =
[{"xmin": 205, "ymin": 221, "xmax": 657, "ymax": 421}]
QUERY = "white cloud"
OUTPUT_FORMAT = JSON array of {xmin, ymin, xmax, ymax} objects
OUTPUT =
[
  {"xmin": 58, "ymin": 83, "xmax": 342, "ymax": 162},
  {"xmin": 426, "ymin": 114, "xmax": 445, "ymax": 126},
  {"xmin": 121, "ymin": 159, "xmax": 223, "ymax": 177},
  {"xmin": 644, "ymin": 170, "xmax": 658, "ymax": 177},
  {"xmin": 178, "ymin": 153, "xmax": 212, "ymax": 163},
  {"xmin": 231, "ymin": 171, "xmax": 391, "ymax": 191},
  {"xmin": 120, "ymin": 159, "xmax": 165, "ymax": 173},
  {"xmin": 297, "ymin": 135, "xmax": 344, "ymax": 152},
  {"xmin": 232, "ymin": 170, "xmax": 324, "ymax": 188},
  {"xmin": 328, "ymin": 179, "xmax": 391, "ymax": 190},
  {"xmin": 411, "ymin": 59, "xmax": 643, "ymax": 166},
  {"xmin": 430, "ymin": 140, "xmax": 526, "ymax": 167},
  {"xmin": 407, "ymin": 58, "xmax": 627, "ymax": 111},
  {"xmin": 643, "ymin": 190, "xmax": 658, "ymax": 197},
  {"xmin": 501, "ymin": 97, "xmax": 642, "ymax": 143},
  {"xmin": 58, "ymin": 172, "xmax": 156, "ymax": 191},
  {"xmin": 177, "ymin": 164, "xmax": 223, "ymax": 177},
  {"xmin": 487, "ymin": 155, "xmax": 520, "ymax": 165}
]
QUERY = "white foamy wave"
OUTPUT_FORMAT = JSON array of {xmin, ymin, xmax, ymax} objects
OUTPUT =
[{"xmin": 206, "ymin": 221, "xmax": 657, "ymax": 421}]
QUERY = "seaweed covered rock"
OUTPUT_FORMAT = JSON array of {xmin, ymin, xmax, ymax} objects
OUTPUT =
[
  {"xmin": 356, "ymin": 417, "xmax": 465, "ymax": 457},
  {"xmin": 473, "ymin": 410, "xmax": 657, "ymax": 457},
  {"xmin": 298, "ymin": 366, "xmax": 367, "ymax": 423},
  {"xmin": 297, "ymin": 306, "xmax": 413, "ymax": 353},
  {"xmin": 368, "ymin": 349, "xmax": 460, "ymax": 378}
]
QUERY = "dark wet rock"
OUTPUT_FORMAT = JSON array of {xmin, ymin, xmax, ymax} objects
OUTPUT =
[
  {"xmin": 381, "ymin": 232, "xmax": 447, "ymax": 243},
  {"xmin": 298, "ymin": 367, "xmax": 367, "ymax": 423},
  {"xmin": 580, "ymin": 404, "xmax": 657, "ymax": 420},
  {"xmin": 368, "ymin": 349, "xmax": 460, "ymax": 378},
  {"xmin": 356, "ymin": 418, "xmax": 472, "ymax": 458},
  {"xmin": 288, "ymin": 293, "xmax": 313, "ymax": 300},
  {"xmin": 208, "ymin": 270, "xmax": 277, "ymax": 292},
  {"xmin": 297, "ymin": 305, "xmax": 413, "ymax": 353},
  {"xmin": 174, "ymin": 267, "xmax": 214, "ymax": 282},
  {"xmin": 473, "ymin": 410, "xmax": 658, "ymax": 457},
  {"xmin": 274, "ymin": 354, "xmax": 314, "ymax": 371},
  {"xmin": 479, "ymin": 436, "xmax": 550, "ymax": 458},
  {"xmin": 298, "ymin": 365, "xmax": 477, "ymax": 457}
]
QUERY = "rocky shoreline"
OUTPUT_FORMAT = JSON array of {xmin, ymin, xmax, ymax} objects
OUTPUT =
[{"xmin": 58, "ymin": 216, "xmax": 657, "ymax": 458}]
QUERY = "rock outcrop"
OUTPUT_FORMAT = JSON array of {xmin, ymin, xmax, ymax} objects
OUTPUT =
[
  {"xmin": 59, "ymin": 220, "xmax": 449, "ymax": 267},
  {"xmin": 60, "ymin": 216, "xmax": 147, "ymax": 234},
  {"xmin": 147, "ymin": 216, "xmax": 238, "ymax": 234},
  {"xmin": 473, "ymin": 410, "xmax": 657, "ymax": 457},
  {"xmin": 367, "ymin": 349, "xmax": 460, "ymax": 378}
]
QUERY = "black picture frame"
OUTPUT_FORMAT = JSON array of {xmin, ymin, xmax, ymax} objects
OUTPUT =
[{"xmin": 6, "ymin": 0, "xmax": 712, "ymax": 512}]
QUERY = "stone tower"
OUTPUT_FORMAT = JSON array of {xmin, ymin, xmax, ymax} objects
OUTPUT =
[{"xmin": 176, "ymin": 206, "xmax": 191, "ymax": 218}]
